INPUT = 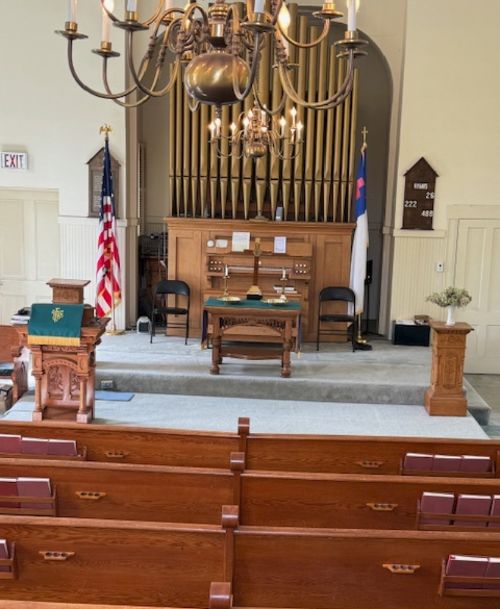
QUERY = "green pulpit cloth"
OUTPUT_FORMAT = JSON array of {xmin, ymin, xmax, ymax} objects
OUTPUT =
[
  {"xmin": 28, "ymin": 303, "xmax": 84, "ymax": 346},
  {"xmin": 204, "ymin": 298, "xmax": 301, "ymax": 310}
]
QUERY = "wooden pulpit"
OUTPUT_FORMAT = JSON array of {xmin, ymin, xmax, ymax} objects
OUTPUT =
[
  {"xmin": 424, "ymin": 321, "xmax": 473, "ymax": 416},
  {"xmin": 15, "ymin": 279, "xmax": 109, "ymax": 424}
]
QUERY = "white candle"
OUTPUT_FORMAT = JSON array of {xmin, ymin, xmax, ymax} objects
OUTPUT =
[
  {"xmin": 101, "ymin": 0, "xmax": 114, "ymax": 42},
  {"xmin": 279, "ymin": 116, "xmax": 286, "ymax": 138},
  {"xmin": 224, "ymin": 265, "xmax": 229, "ymax": 278},
  {"xmin": 254, "ymin": 0, "xmax": 265, "ymax": 14},
  {"xmin": 347, "ymin": 0, "xmax": 356, "ymax": 31},
  {"xmin": 164, "ymin": 0, "xmax": 175, "ymax": 9},
  {"xmin": 127, "ymin": 0, "xmax": 138, "ymax": 12},
  {"xmin": 66, "ymin": 0, "xmax": 77, "ymax": 23},
  {"xmin": 281, "ymin": 268, "xmax": 287, "ymax": 280}
]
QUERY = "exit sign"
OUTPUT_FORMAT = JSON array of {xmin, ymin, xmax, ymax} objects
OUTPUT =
[{"xmin": 1, "ymin": 152, "xmax": 28, "ymax": 170}]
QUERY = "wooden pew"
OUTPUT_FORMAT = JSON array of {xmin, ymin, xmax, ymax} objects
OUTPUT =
[
  {"xmin": 0, "ymin": 457, "xmax": 235, "ymax": 524},
  {"xmin": 0, "ymin": 603, "xmax": 183, "ymax": 609},
  {"xmin": 231, "ymin": 527, "xmax": 500, "ymax": 609},
  {"xmin": 0, "ymin": 325, "xmax": 27, "ymax": 404},
  {"xmin": 0, "ymin": 512, "xmax": 233, "ymax": 607},
  {"xmin": 1, "ymin": 418, "xmax": 498, "ymax": 478},
  {"xmin": 2, "ymin": 456, "xmax": 500, "ymax": 531},
  {"xmin": 0, "ymin": 419, "xmax": 243, "ymax": 468}
]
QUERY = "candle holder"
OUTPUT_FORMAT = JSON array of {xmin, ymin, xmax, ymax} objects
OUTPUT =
[{"xmin": 279, "ymin": 269, "xmax": 288, "ymax": 302}]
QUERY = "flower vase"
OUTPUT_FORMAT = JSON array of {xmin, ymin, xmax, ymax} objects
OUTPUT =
[{"xmin": 446, "ymin": 305, "xmax": 456, "ymax": 326}]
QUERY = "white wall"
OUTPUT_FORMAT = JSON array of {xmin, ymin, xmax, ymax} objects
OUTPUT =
[
  {"xmin": 390, "ymin": 0, "xmax": 500, "ymax": 325},
  {"xmin": 0, "ymin": 1, "xmax": 129, "ymax": 326}
]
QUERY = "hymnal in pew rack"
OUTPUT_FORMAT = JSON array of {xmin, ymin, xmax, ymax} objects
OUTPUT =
[
  {"xmin": 0, "ymin": 542, "xmax": 16, "ymax": 580},
  {"xmin": 439, "ymin": 558, "xmax": 500, "ymax": 597},
  {"xmin": 0, "ymin": 488, "xmax": 57, "ymax": 517},
  {"xmin": 401, "ymin": 456, "xmax": 495, "ymax": 478},
  {"xmin": 0, "ymin": 446, "xmax": 87, "ymax": 462},
  {"xmin": 416, "ymin": 499, "xmax": 500, "ymax": 531}
]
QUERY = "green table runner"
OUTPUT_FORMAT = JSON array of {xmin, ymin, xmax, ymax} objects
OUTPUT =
[
  {"xmin": 204, "ymin": 297, "xmax": 301, "ymax": 311},
  {"xmin": 28, "ymin": 303, "xmax": 84, "ymax": 346}
]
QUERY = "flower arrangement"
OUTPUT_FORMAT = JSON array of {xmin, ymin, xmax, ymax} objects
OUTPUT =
[{"xmin": 426, "ymin": 287, "xmax": 472, "ymax": 308}]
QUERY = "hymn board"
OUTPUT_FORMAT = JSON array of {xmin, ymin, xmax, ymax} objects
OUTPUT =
[{"xmin": 402, "ymin": 157, "xmax": 438, "ymax": 230}]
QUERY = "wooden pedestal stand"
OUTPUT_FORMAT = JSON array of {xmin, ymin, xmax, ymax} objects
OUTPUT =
[
  {"xmin": 424, "ymin": 321, "xmax": 473, "ymax": 416},
  {"xmin": 16, "ymin": 279, "xmax": 109, "ymax": 424}
]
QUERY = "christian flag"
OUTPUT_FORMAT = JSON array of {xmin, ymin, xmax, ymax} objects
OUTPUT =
[
  {"xmin": 349, "ymin": 143, "xmax": 368, "ymax": 315},
  {"xmin": 96, "ymin": 137, "xmax": 121, "ymax": 318}
]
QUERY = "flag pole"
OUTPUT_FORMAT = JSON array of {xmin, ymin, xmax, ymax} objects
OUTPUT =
[
  {"xmin": 99, "ymin": 125, "xmax": 124, "ymax": 336},
  {"xmin": 354, "ymin": 126, "xmax": 372, "ymax": 351}
]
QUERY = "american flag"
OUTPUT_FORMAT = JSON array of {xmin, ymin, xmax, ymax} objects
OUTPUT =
[
  {"xmin": 349, "ymin": 142, "xmax": 368, "ymax": 315},
  {"xmin": 96, "ymin": 136, "xmax": 121, "ymax": 318}
]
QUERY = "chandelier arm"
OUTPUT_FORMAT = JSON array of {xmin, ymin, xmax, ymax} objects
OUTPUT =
[
  {"xmin": 127, "ymin": 30, "xmax": 181, "ymax": 98},
  {"xmin": 66, "ymin": 39, "xmax": 140, "ymax": 100},
  {"xmin": 269, "ymin": 0, "xmax": 284, "ymax": 26},
  {"xmin": 231, "ymin": 32, "xmax": 262, "ymax": 102},
  {"xmin": 252, "ymin": 87, "xmax": 286, "ymax": 117},
  {"xmin": 181, "ymin": 3, "xmax": 209, "ymax": 34},
  {"xmin": 278, "ymin": 53, "xmax": 354, "ymax": 109},
  {"xmin": 278, "ymin": 19, "xmax": 330, "ymax": 49}
]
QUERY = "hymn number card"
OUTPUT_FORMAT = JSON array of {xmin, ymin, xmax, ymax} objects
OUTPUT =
[{"xmin": 402, "ymin": 157, "xmax": 438, "ymax": 230}]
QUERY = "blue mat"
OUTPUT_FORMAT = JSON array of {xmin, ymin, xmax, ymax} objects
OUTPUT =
[{"xmin": 95, "ymin": 390, "xmax": 135, "ymax": 402}]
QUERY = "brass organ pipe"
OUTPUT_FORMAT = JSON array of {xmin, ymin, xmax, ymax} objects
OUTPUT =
[
  {"xmin": 175, "ymin": 65, "xmax": 183, "ymax": 215},
  {"xmin": 200, "ymin": 103, "xmax": 209, "ymax": 217},
  {"xmin": 293, "ymin": 15, "xmax": 308, "ymax": 221},
  {"xmin": 304, "ymin": 26, "xmax": 320, "ymax": 222},
  {"xmin": 220, "ymin": 105, "xmax": 230, "ymax": 218},
  {"xmin": 183, "ymin": 80, "xmax": 191, "ymax": 217},
  {"xmin": 323, "ymin": 46, "xmax": 337, "ymax": 222},
  {"xmin": 191, "ymin": 103, "xmax": 200, "ymax": 218},
  {"xmin": 281, "ymin": 2, "xmax": 298, "ymax": 221},
  {"xmin": 313, "ymin": 28, "xmax": 328, "ymax": 221},
  {"xmin": 332, "ymin": 58, "xmax": 345, "ymax": 222},
  {"xmin": 168, "ymin": 62, "xmax": 176, "ymax": 216},
  {"xmin": 347, "ymin": 69, "xmax": 359, "ymax": 222},
  {"xmin": 209, "ymin": 106, "xmax": 219, "ymax": 218},
  {"xmin": 340, "ymin": 59, "xmax": 352, "ymax": 223}
]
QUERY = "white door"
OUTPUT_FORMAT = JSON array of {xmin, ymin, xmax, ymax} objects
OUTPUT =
[
  {"xmin": 0, "ymin": 189, "xmax": 59, "ymax": 324},
  {"xmin": 454, "ymin": 218, "xmax": 500, "ymax": 373}
]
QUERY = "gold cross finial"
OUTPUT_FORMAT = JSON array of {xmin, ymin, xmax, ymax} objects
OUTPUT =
[{"xmin": 361, "ymin": 126, "xmax": 368, "ymax": 146}]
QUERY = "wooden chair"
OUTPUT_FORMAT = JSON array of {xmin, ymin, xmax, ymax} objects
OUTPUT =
[
  {"xmin": 0, "ymin": 325, "xmax": 27, "ymax": 404},
  {"xmin": 150, "ymin": 280, "xmax": 190, "ymax": 345},
  {"xmin": 316, "ymin": 286, "xmax": 356, "ymax": 351}
]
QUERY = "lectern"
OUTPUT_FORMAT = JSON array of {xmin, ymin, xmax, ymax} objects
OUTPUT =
[
  {"xmin": 15, "ymin": 279, "xmax": 109, "ymax": 423},
  {"xmin": 424, "ymin": 321, "xmax": 473, "ymax": 416}
]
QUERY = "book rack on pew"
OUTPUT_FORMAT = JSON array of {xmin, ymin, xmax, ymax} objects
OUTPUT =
[
  {"xmin": 0, "ymin": 542, "xmax": 16, "ymax": 580},
  {"xmin": 416, "ymin": 501, "xmax": 500, "ymax": 531},
  {"xmin": 0, "ymin": 489, "xmax": 57, "ymax": 517},
  {"xmin": 0, "ymin": 446, "xmax": 87, "ymax": 462},
  {"xmin": 401, "ymin": 461, "xmax": 496, "ymax": 478},
  {"xmin": 439, "ymin": 559, "xmax": 500, "ymax": 597}
]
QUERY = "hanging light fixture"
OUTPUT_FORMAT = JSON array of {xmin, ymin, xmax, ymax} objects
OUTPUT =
[
  {"xmin": 209, "ymin": 104, "xmax": 303, "ymax": 160},
  {"xmin": 56, "ymin": 0, "xmax": 367, "ymax": 111}
]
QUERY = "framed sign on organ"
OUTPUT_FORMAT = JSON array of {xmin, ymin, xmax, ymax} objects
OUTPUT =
[{"xmin": 402, "ymin": 157, "xmax": 438, "ymax": 230}]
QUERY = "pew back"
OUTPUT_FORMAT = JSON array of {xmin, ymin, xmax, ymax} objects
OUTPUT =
[{"xmin": 0, "ymin": 516, "xmax": 226, "ymax": 607}]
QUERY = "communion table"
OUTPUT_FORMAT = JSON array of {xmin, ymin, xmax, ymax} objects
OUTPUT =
[{"xmin": 203, "ymin": 298, "xmax": 301, "ymax": 378}]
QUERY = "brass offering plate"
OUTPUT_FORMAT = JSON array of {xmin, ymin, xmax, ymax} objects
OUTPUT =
[
  {"xmin": 263, "ymin": 298, "xmax": 288, "ymax": 306},
  {"xmin": 218, "ymin": 296, "xmax": 241, "ymax": 304}
]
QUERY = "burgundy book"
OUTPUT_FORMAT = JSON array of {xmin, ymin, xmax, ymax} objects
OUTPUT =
[
  {"xmin": 445, "ymin": 554, "xmax": 488, "ymax": 589},
  {"xmin": 0, "ymin": 478, "xmax": 18, "ymax": 509},
  {"xmin": 403, "ymin": 453, "xmax": 433, "ymax": 472},
  {"xmin": 0, "ymin": 434, "xmax": 21, "ymax": 454},
  {"xmin": 420, "ymin": 492, "xmax": 455, "ymax": 526},
  {"xmin": 460, "ymin": 455, "xmax": 492, "ymax": 474},
  {"xmin": 47, "ymin": 438, "xmax": 77, "ymax": 457},
  {"xmin": 432, "ymin": 454, "xmax": 462, "ymax": 473},
  {"xmin": 0, "ymin": 539, "xmax": 9, "ymax": 573},
  {"xmin": 454, "ymin": 494, "xmax": 492, "ymax": 528},
  {"xmin": 21, "ymin": 437, "xmax": 49, "ymax": 455},
  {"xmin": 484, "ymin": 557, "xmax": 500, "ymax": 591},
  {"xmin": 16, "ymin": 477, "xmax": 52, "ymax": 510},
  {"xmin": 488, "ymin": 495, "xmax": 500, "ymax": 529}
]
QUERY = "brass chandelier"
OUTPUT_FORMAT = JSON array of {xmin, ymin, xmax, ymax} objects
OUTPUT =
[
  {"xmin": 57, "ymin": 0, "xmax": 367, "ymax": 112},
  {"xmin": 209, "ymin": 104, "xmax": 303, "ymax": 159}
]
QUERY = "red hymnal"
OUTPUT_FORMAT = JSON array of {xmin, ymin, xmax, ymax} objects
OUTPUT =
[
  {"xmin": 460, "ymin": 455, "xmax": 492, "ymax": 474},
  {"xmin": 488, "ymin": 495, "xmax": 500, "ymax": 529},
  {"xmin": 47, "ymin": 438, "xmax": 77, "ymax": 457},
  {"xmin": 16, "ymin": 477, "xmax": 52, "ymax": 510},
  {"xmin": 0, "ymin": 434, "xmax": 21, "ymax": 454},
  {"xmin": 21, "ymin": 437, "xmax": 49, "ymax": 455},
  {"xmin": 0, "ymin": 539, "xmax": 9, "ymax": 573},
  {"xmin": 0, "ymin": 478, "xmax": 18, "ymax": 509},
  {"xmin": 432, "ymin": 454, "xmax": 462, "ymax": 473},
  {"xmin": 454, "ymin": 494, "xmax": 492, "ymax": 528},
  {"xmin": 420, "ymin": 492, "xmax": 455, "ymax": 526},
  {"xmin": 445, "ymin": 554, "xmax": 488, "ymax": 589},
  {"xmin": 403, "ymin": 453, "xmax": 433, "ymax": 472},
  {"xmin": 484, "ymin": 557, "xmax": 500, "ymax": 591}
]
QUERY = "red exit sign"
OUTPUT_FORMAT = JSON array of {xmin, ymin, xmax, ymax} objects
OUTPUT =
[{"xmin": 1, "ymin": 152, "xmax": 28, "ymax": 170}]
